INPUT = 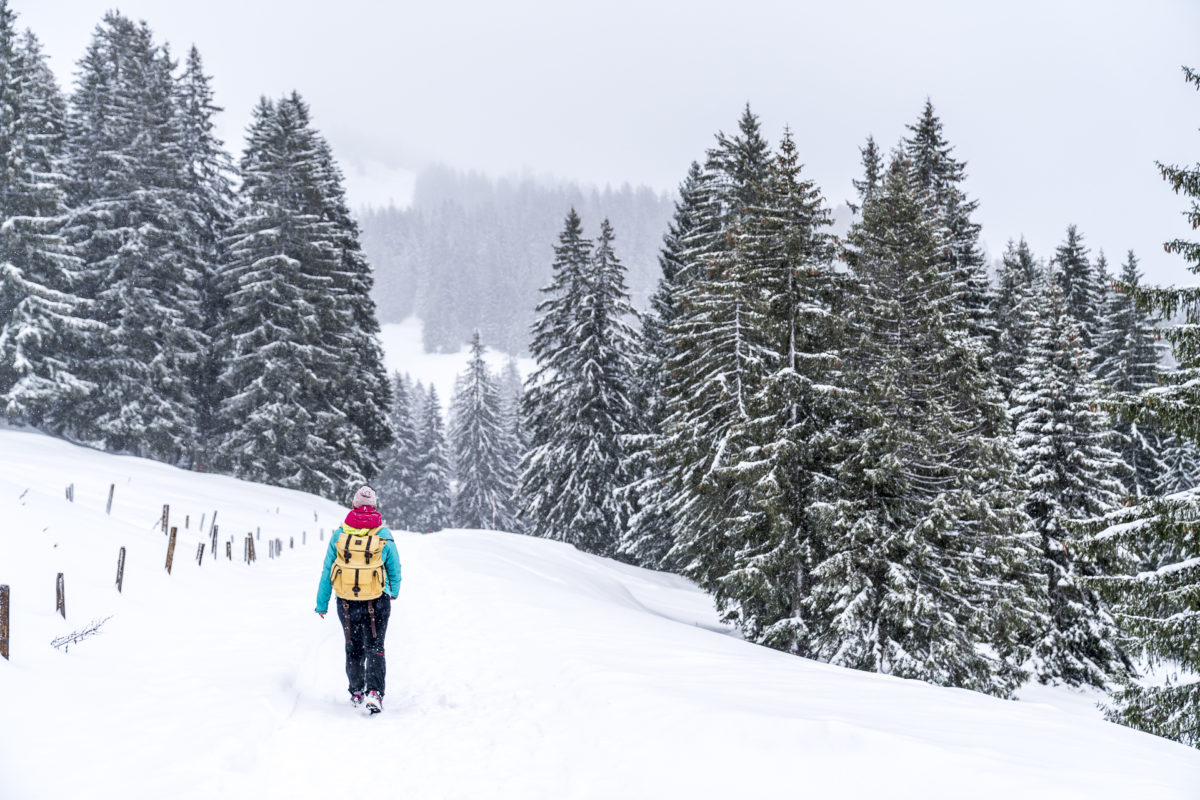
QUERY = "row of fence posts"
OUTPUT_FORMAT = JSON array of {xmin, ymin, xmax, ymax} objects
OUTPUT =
[{"xmin": 0, "ymin": 492, "xmax": 327, "ymax": 662}]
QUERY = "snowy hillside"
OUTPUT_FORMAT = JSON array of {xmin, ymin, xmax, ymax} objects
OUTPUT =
[{"xmin": 0, "ymin": 427, "xmax": 1198, "ymax": 799}]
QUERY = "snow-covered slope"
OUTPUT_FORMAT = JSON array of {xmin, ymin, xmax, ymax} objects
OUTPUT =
[{"xmin": 0, "ymin": 427, "xmax": 1198, "ymax": 799}]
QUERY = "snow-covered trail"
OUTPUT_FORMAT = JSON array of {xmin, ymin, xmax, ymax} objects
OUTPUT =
[{"xmin": 2, "ymin": 428, "xmax": 1199, "ymax": 799}]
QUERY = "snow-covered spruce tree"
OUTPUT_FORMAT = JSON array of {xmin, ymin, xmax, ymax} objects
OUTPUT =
[
  {"xmin": 1082, "ymin": 66, "xmax": 1200, "ymax": 746},
  {"xmin": 176, "ymin": 45, "xmax": 235, "ymax": 471},
  {"xmin": 449, "ymin": 331, "xmax": 516, "ymax": 530},
  {"xmin": 658, "ymin": 106, "xmax": 773, "ymax": 590},
  {"xmin": 817, "ymin": 156, "xmax": 1045, "ymax": 696},
  {"xmin": 703, "ymin": 128, "xmax": 846, "ymax": 654},
  {"xmin": 902, "ymin": 100, "xmax": 993, "ymax": 347},
  {"xmin": 514, "ymin": 209, "xmax": 591, "ymax": 537},
  {"xmin": 619, "ymin": 161, "xmax": 703, "ymax": 570},
  {"xmin": 1093, "ymin": 251, "xmax": 1167, "ymax": 499},
  {"xmin": 59, "ymin": 15, "xmax": 208, "ymax": 462},
  {"xmin": 849, "ymin": 135, "xmax": 883, "ymax": 212},
  {"xmin": 0, "ymin": 17, "xmax": 94, "ymax": 427},
  {"xmin": 991, "ymin": 238, "xmax": 1040, "ymax": 404},
  {"xmin": 216, "ymin": 95, "xmax": 391, "ymax": 497},
  {"xmin": 1051, "ymin": 225, "xmax": 1105, "ymax": 353},
  {"xmin": 497, "ymin": 357, "xmax": 526, "ymax": 456},
  {"xmin": 374, "ymin": 372, "xmax": 421, "ymax": 530},
  {"xmin": 515, "ymin": 216, "xmax": 641, "ymax": 556},
  {"xmin": 1012, "ymin": 279, "xmax": 1129, "ymax": 687},
  {"xmin": 412, "ymin": 385, "xmax": 451, "ymax": 533}
]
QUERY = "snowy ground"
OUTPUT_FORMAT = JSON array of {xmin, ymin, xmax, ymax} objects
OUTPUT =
[{"xmin": 1, "ymin": 427, "xmax": 1198, "ymax": 799}]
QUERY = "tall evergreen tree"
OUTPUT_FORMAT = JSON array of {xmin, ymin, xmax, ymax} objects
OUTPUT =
[
  {"xmin": 413, "ymin": 385, "xmax": 451, "ymax": 533},
  {"xmin": 1052, "ymin": 225, "xmax": 1105, "ymax": 352},
  {"xmin": 375, "ymin": 372, "xmax": 421, "ymax": 529},
  {"xmin": 619, "ymin": 161, "xmax": 703, "ymax": 569},
  {"xmin": 0, "ymin": 17, "xmax": 93, "ymax": 427},
  {"xmin": 991, "ymin": 238, "xmax": 1040, "ymax": 404},
  {"xmin": 176, "ymin": 45, "xmax": 235, "ymax": 470},
  {"xmin": 702, "ymin": 128, "xmax": 845, "ymax": 653},
  {"xmin": 61, "ymin": 14, "xmax": 206, "ymax": 461},
  {"xmin": 1084, "ymin": 65, "xmax": 1200, "ymax": 747},
  {"xmin": 216, "ymin": 95, "xmax": 390, "ymax": 497},
  {"xmin": 849, "ymin": 135, "xmax": 883, "ymax": 212},
  {"xmin": 819, "ymin": 156, "xmax": 1044, "ymax": 696},
  {"xmin": 1012, "ymin": 279, "xmax": 1129, "ymax": 687},
  {"xmin": 515, "ymin": 216, "xmax": 641, "ymax": 555},
  {"xmin": 1094, "ymin": 251, "xmax": 1167, "ymax": 498},
  {"xmin": 659, "ymin": 106, "xmax": 774, "ymax": 586},
  {"xmin": 449, "ymin": 331, "xmax": 516, "ymax": 530}
]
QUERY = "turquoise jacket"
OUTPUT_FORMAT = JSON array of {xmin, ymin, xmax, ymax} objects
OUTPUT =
[{"xmin": 315, "ymin": 525, "xmax": 402, "ymax": 614}]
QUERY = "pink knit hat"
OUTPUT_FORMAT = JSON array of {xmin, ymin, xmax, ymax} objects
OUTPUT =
[{"xmin": 352, "ymin": 485, "xmax": 377, "ymax": 508}]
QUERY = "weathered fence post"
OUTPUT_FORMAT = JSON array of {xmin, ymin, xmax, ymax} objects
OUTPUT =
[
  {"xmin": 226, "ymin": 541, "xmax": 232, "ymax": 561},
  {"xmin": 56, "ymin": 573, "xmax": 65, "ymax": 618},
  {"xmin": 289, "ymin": 537, "xmax": 294, "ymax": 549},
  {"xmin": 196, "ymin": 543, "xmax": 204, "ymax": 566},
  {"xmin": 116, "ymin": 547, "xmax": 126, "ymax": 593},
  {"xmin": 1, "ymin": 584, "xmax": 9, "ymax": 661},
  {"xmin": 106, "ymin": 484, "xmax": 115, "ymax": 515},
  {"xmin": 211, "ymin": 525, "xmax": 219, "ymax": 557},
  {"xmin": 249, "ymin": 535, "xmax": 256, "ymax": 562},
  {"xmin": 256, "ymin": 526, "xmax": 260, "ymax": 541},
  {"xmin": 65, "ymin": 484, "xmax": 74, "ymax": 502},
  {"xmin": 165, "ymin": 527, "xmax": 178, "ymax": 574},
  {"xmin": 185, "ymin": 515, "xmax": 190, "ymax": 530},
  {"xmin": 161, "ymin": 504, "xmax": 170, "ymax": 535},
  {"xmin": 199, "ymin": 513, "xmax": 206, "ymax": 534}
]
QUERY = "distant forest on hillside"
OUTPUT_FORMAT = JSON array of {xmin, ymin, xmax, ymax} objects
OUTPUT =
[{"xmin": 359, "ymin": 165, "xmax": 676, "ymax": 354}]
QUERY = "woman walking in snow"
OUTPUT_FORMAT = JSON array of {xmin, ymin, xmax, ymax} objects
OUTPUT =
[{"xmin": 315, "ymin": 486, "xmax": 402, "ymax": 713}]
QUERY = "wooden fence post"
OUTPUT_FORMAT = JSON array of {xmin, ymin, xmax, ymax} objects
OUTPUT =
[
  {"xmin": 1, "ymin": 584, "xmax": 9, "ymax": 661},
  {"xmin": 106, "ymin": 484, "xmax": 115, "ymax": 515},
  {"xmin": 161, "ymin": 504, "xmax": 170, "ymax": 535},
  {"xmin": 185, "ymin": 515, "xmax": 190, "ymax": 530},
  {"xmin": 116, "ymin": 547, "xmax": 126, "ymax": 593},
  {"xmin": 65, "ymin": 484, "xmax": 74, "ymax": 502},
  {"xmin": 226, "ymin": 541, "xmax": 232, "ymax": 560},
  {"xmin": 256, "ymin": 526, "xmax": 260, "ymax": 541},
  {"xmin": 56, "ymin": 573, "xmax": 65, "ymax": 619},
  {"xmin": 165, "ymin": 527, "xmax": 178, "ymax": 574},
  {"xmin": 196, "ymin": 543, "xmax": 204, "ymax": 566},
  {"xmin": 249, "ymin": 535, "xmax": 255, "ymax": 562},
  {"xmin": 289, "ymin": 537, "xmax": 294, "ymax": 549},
  {"xmin": 211, "ymin": 525, "xmax": 219, "ymax": 557},
  {"xmin": 199, "ymin": 513, "xmax": 206, "ymax": 534}
]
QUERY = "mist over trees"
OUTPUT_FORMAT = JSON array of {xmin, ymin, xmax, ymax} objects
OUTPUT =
[{"xmin": 359, "ymin": 165, "xmax": 675, "ymax": 354}]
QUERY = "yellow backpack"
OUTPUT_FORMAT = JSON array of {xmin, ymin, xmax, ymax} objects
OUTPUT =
[{"xmin": 330, "ymin": 528, "xmax": 386, "ymax": 601}]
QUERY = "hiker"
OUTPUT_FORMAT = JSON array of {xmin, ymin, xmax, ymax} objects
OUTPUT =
[{"xmin": 315, "ymin": 485, "xmax": 401, "ymax": 714}]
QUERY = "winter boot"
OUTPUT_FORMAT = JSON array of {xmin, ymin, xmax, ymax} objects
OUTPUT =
[
  {"xmin": 351, "ymin": 692, "xmax": 364, "ymax": 708},
  {"xmin": 365, "ymin": 690, "xmax": 382, "ymax": 714}
]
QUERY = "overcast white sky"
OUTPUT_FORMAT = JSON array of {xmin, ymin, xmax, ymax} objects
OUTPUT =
[{"xmin": 19, "ymin": 0, "xmax": 1200, "ymax": 285}]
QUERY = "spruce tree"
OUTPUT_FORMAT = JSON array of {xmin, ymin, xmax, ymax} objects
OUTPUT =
[
  {"xmin": 1012, "ymin": 279, "xmax": 1129, "ymax": 687},
  {"xmin": 658, "ymin": 106, "xmax": 774, "ymax": 587},
  {"xmin": 1094, "ymin": 251, "xmax": 1167, "ymax": 498},
  {"xmin": 991, "ymin": 238, "xmax": 1040, "ymax": 404},
  {"xmin": 413, "ymin": 385, "xmax": 451, "ymax": 533},
  {"xmin": 703, "ymin": 128, "xmax": 845, "ymax": 653},
  {"xmin": 216, "ymin": 95, "xmax": 390, "ymax": 497},
  {"xmin": 1083, "ymin": 65, "xmax": 1200, "ymax": 747},
  {"xmin": 819, "ymin": 156, "xmax": 1044, "ymax": 696},
  {"xmin": 176, "ymin": 45, "xmax": 235, "ymax": 470},
  {"xmin": 515, "ymin": 216, "xmax": 641, "ymax": 556},
  {"xmin": 449, "ymin": 331, "xmax": 516, "ymax": 530},
  {"xmin": 61, "ymin": 14, "xmax": 206, "ymax": 462},
  {"xmin": 375, "ymin": 372, "xmax": 421, "ymax": 529},
  {"xmin": 0, "ymin": 18, "xmax": 92, "ymax": 427},
  {"xmin": 849, "ymin": 135, "xmax": 883, "ymax": 212},
  {"xmin": 1052, "ymin": 225, "xmax": 1105, "ymax": 352},
  {"xmin": 619, "ymin": 161, "xmax": 703, "ymax": 569}
]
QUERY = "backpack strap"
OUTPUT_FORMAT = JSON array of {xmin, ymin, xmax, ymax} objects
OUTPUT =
[{"xmin": 364, "ymin": 536, "xmax": 374, "ymax": 564}]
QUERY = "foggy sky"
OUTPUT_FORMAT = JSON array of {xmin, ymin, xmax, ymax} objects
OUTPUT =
[{"xmin": 20, "ymin": 0, "xmax": 1200, "ymax": 286}]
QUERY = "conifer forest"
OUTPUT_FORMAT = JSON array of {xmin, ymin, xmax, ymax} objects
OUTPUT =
[{"xmin": 0, "ymin": 3, "xmax": 1197, "ymax": 749}]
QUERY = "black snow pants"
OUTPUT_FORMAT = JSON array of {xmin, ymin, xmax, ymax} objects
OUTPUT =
[{"xmin": 336, "ymin": 594, "xmax": 391, "ymax": 696}]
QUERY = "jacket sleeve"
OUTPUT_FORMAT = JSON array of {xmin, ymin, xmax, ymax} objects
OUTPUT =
[
  {"xmin": 382, "ymin": 529, "xmax": 401, "ymax": 598},
  {"xmin": 314, "ymin": 528, "xmax": 343, "ymax": 613}
]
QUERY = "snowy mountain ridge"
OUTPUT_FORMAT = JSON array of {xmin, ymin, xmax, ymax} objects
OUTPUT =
[{"xmin": 0, "ymin": 426, "xmax": 1198, "ymax": 799}]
